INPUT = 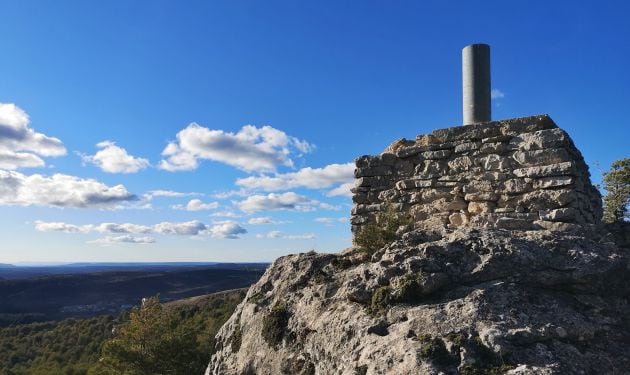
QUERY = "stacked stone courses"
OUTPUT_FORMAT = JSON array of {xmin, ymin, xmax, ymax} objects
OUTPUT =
[{"xmin": 350, "ymin": 114, "xmax": 602, "ymax": 234}]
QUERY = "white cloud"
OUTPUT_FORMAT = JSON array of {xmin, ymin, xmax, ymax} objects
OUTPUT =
[
  {"xmin": 283, "ymin": 233, "xmax": 316, "ymax": 240},
  {"xmin": 263, "ymin": 230, "xmax": 315, "ymax": 240},
  {"xmin": 211, "ymin": 189, "xmax": 250, "ymax": 199},
  {"xmin": 315, "ymin": 217, "xmax": 348, "ymax": 225},
  {"xmin": 88, "ymin": 235, "xmax": 155, "ymax": 245},
  {"xmin": 171, "ymin": 199, "xmax": 219, "ymax": 211},
  {"xmin": 235, "ymin": 163, "xmax": 354, "ymax": 195},
  {"xmin": 34, "ymin": 221, "xmax": 90, "ymax": 233},
  {"xmin": 80, "ymin": 141, "xmax": 149, "ymax": 173},
  {"xmin": 266, "ymin": 230, "xmax": 282, "ymax": 238},
  {"xmin": 206, "ymin": 221, "xmax": 247, "ymax": 239},
  {"xmin": 236, "ymin": 192, "xmax": 313, "ymax": 213},
  {"xmin": 0, "ymin": 170, "xmax": 136, "ymax": 208},
  {"xmin": 0, "ymin": 103, "xmax": 66, "ymax": 169},
  {"xmin": 158, "ymin": 123, "xmax": 314, "ymax": 172},
  {"xmin": 153, "ymin": 220, "xmax": 209, "ymax": 235},
  {"xmin": 326, "ymin": 182, "xmax": 354, "ymax": 197},
  {"xmin": 142, "ymin": 190, "xmax": 202, "ymax": 200},
  {"xmin": 209, "ymin": 210, "xmax": 242, "ymax": 218},
  {"xmin": 94, "ymin": 223, "xmax": 152, "ymax": 234},
  {"xmin": 34, "ymin": 219, "xmax": 247, "ymax": 239},
  {"xmin": 491, "ymin": 89, "xmax": 505, "ymax": 99},
  {"xmin": 247, "ymin": 217, "xmax": 289, "ymax": 225}
]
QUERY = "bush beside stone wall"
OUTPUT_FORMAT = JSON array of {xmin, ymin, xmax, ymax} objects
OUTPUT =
[{"xmin": 350, "ymin": 114, "xmax": 602, "ymax": 235}]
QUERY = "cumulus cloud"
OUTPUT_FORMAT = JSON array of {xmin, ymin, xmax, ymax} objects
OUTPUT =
[
  {"xmin": 171, "ymin": 199, "xmax": 219, "ymax": 211},
  {"xmin": 326, "ymin": 182, "xmax": 354, "ymax": 197},
  {"xmin": 235, "ymin": 163, "xmax": 354, "ymax": 196},
  {"xmin": 247, "ymin": 217, "xmax": 289, "ymax": 225},
  {"xmin": 158, "ymin": 123, "xmax": 314, "ymax": 172},
  {"xmin": 34, "ymin": 219, "xmax": 247, "ymax": 240},
  {"xmin": 236, "ymin": 192, "xmax": 312, "ymax": 213},
  {"xmin": 153, "ymin": 220, "xmax": 209, "ymax": 235},
  {"xmin": 88, "ymin": 235, "xmax": 156, "ymax": 245},
  {"xmin": 0, "ymin": 103, "xmax": 66, "ymax": 169},
  {"xmin": 94, "ymin": 223, "xmax": 152, "ymax": 234},
  {"xmin": 0, "ymin": 170, "xmax": 136, "ymax": 208},
  {"xmin": 34, "ymin": 221, "xmax": 90, "ymax": 233},
  {"xmin": 491, "ymin": 89, "xmax": 505, "ymax": 99},
  {"xmin": 80, "ymin": 141, "xmax": 149, "ymax": 173},
  {"xmin": 206, "ymin": 221, "xmax": 247, "ymax": 239}
]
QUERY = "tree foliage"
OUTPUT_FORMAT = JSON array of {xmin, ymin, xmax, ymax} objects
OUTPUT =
[
  {"xmin": 602, "ymin": 157, "xmax": 630, "ymax": 223},
  {"xmin": 0, "ymin": 290, "xmax": 244, "ymax": 375}
]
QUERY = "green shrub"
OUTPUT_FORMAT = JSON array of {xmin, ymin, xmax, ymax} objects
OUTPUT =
[
  {"xmin": 417, "ymin": 334, "xmax": 458, "ymax": 367},
  {"xmin": 247, "ymin": 292, "xmax": 264, "ymax": 304},
  {"xmin": 369, "ymin": 286, "xmax": 392, "ymax": 315},
  {"xmin": 394, "ymin": 274, "xmax": 424, "ymax": 303},
  {"xmin": 261, "ymin": 303, "xmax": 289, "ymax": 348},
  {"xmin": 354, "ymin": 206, "xmax": 411, "ymax": 256}
]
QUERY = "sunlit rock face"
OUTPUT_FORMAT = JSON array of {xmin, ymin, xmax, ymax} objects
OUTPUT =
[
  {"xmin": 207, "ymin": 118, "xmax": 630, "ymax": 375},
  {"xmin": 351, "ymin": 115, "xmax": 602, "ymax": 235}
]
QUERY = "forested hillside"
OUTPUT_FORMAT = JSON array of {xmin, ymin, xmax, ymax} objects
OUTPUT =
[{"xmin": 0, "ymin": 289, "xmax": 245, "ymax": 375}]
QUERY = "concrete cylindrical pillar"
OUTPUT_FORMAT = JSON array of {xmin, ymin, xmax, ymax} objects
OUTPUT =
[{"xmin": 462, "ymin": 44, "xmax": 491, "ymax": 125}]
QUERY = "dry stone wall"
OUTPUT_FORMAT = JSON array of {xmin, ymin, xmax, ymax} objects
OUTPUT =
[{"xmin": 350, "ymin": 114, "xmax": 602, "ymax": 235}]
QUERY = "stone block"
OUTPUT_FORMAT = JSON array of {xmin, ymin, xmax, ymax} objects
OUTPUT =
[
  {"xmin": 504, "ymin": 178, "xmax": 531, "ymax": 194},
  {"xmin": 508, "ymin": 128, "xmax": 568, "ymax": 151},
  {"xmin": 483, "ymin": 154, "xmax": 511, "ymax": 171},
  {"xmin": 448, "ymin": 212, "xmax": 469, "ymax": 228},
  {"xmin": 532, "ymin": 176, "xmax": 574, "ymax": 189},
  {"xmin": 432, "ymin": 122, "xmax": 501, "ymax": 142},
  {"xmin": 465, "ymin": 192, "xmax": 499, "ymax": 202},
  {"xmin": 448, "ymin": 156, "xmax": 474, "ymax": 173},
  {"xmin": 513, "ymin": 162, "xmax": 575, "ymax": 178},
  {"xmin": 416, "ymin": 160, "xmax": 448, "ymax": 176},
  {"xmin": 454, "ymin": 142, "xmax": 481, "ymax": 154},
  {"xmin": 421, "ymin": 150, "xmax": 452, "ymax": 160},
  {"xmin": 468, "ymin": 201, "xmax": 495, "ymax": 214},
  {"xmin": 517, "ymin": 189, "xmax": 576, "ymax": 211},
  {"xmin": 463, "ymin": 180, "xmax": 494, "ymax": 194},
  {"xmin": 355, "ymin": 165, "xmax": 393, "ymax": 178},
  {"xmin": 421, "ymin": 188, "xmax": 453, "ymax": 203},
  {"xmin": 538, "ymin": 208, "xmax": 577, "ymax": 222},
  {"xmin": 499, "ymin": 114, "xmax": 557, "ymax": 136},
  {"xmin": 512, "ymin": 148, "xmax": 569, "ymax": 167},
  {"xmin": 479, "ymin": 142, "xmax": 508, "ymax": 154},
  {"xmin": 495, "ymin": 217, "xmax": 534, "ymax": 230},
  {"xmin": 378, "ymin": 189, "xmax": 400, "ymax": 202},
  {"xmin": 395, "ymin": 179, "xmax": 434, "ymax": 190}
]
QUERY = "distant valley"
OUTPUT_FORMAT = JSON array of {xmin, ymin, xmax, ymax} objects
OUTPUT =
[{"xmin": 0, "ymin": 263, "xmax": 267, "ymax": 326}]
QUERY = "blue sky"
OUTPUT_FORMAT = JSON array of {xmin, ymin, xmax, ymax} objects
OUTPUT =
[{"xmin": 0, "ymin": 0, "xmax": 628, "ymax": 263}]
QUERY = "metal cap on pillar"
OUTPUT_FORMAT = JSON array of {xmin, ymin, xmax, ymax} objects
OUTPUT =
[{"xmin": 462, "ymin": 43, "xmax": 491, "ymax": 125}]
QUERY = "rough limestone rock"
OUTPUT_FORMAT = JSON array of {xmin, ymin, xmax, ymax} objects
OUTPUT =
[
  {"xmin": 208, "ymin": 225, "xmax": 630, "ymax": 374},
  {"xmin": 208, "ymin": 117, "xmax": 629, "ymax": 374}
]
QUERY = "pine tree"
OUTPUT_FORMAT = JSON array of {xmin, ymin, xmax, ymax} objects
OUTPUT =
[{"xmin": 602, "ymin": 157, "xmax": 630, "ymax": 223}]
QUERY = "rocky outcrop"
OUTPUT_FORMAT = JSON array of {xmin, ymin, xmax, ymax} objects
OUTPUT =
[
  {"xmin": 208, "ymin": 118, "xmax": 629, "ymax": 374},
  {"xmin": 208, "ymin": 225, "xmax": 630, "ymax": 374},
  {"xmin": 351, "ymin": 115, "xmax": 602, "ymax": 235}
]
